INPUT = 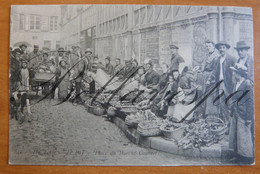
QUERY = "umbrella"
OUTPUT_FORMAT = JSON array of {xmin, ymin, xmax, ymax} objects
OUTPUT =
[{"xmin": 13, "ymin": 41, "xmax": 32, "ymax": 47}]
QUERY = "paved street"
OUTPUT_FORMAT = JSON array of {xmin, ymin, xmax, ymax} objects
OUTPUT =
[{"xmin": 9, "ymin": 99, "xmax": 221, "ymax": 166}]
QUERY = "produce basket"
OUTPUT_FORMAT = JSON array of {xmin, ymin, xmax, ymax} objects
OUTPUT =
[
  {"xmin": 137, "ymin": 120, "xmax": 163, "ymax": 137},
  {"xmin": 119, "ymin": 105, "xmax": 139, "ymax": 114},
  {"xmin": 107, "ymin": 106, "xmax": 117, "ymax": 117},
  {"xmin": 93, "ymin": 106, "xmax": 107, "ymax": 116},
  {"xmin": 125, "ymin": 112, "xmax": 145, "ymax": 127},
  {"xmin": 86, "ymin": 104, "xmax": 95, "ymax": 114},
  {"xmin": 205, "ymin": 117, "xmax": 228, "ymax": 139},
  {"xmin": 160, "ymin": 123, "xmax": 185, "ymax": 141}
]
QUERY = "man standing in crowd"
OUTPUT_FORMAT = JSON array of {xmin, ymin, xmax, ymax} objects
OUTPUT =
[
  {"xmin": 104, "ymin": 56, "xmax": 114, "ymax": 76},
  {"xmin": 55, "ymin": 48, "xmax": 66, "ymax": 67},
  {"xmin": 70, "ymin": 45, "xmax": 86, "ymax": 103},
  {"xmin": 84, "ymin": 48, "xmax": 95, "ymax": 94},
  {"xmin": 228, "ymin": 65, "xmax": 254, "ymax": 164},
  {"xmin": 203, "ymin": 40, "xmax": 220, "ymax": 117},
  {"xmin": 234, "ymin": 41, "xmax": 254, "ymax": 82},
  {"xmin": 10, "ymin": 48, "xmax": 22, "ymax": 92},
  {"xmin": 28, "ymin": 45, "xmax": 41, "ymax": 69},
  {"xmin": 211, "ymin": 41, "xmax": 236, "ymax": 124},
  {"xmin": 169, "ymin": 44, "xmax": 185, "ymax": 72},
  {"xmin": 18, "ymin": 44, "xmax": 29, "ymax": 62}
]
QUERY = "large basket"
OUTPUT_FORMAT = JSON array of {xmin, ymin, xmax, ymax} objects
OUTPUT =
[
  {"xmin": 107, "ymin": 107, "xmax": 117, "ymax": 117},
  {"xmin": 117, "ymin": 105, "xmax": 138, "ymax": 114},
  {"xmin": 93, "ymin": 107, "xmax": 107, "ymax": 116},
  {"xmin": 137, "ymin": 120, "xmax": 162, "ymax": 137},
  {"xmin": 125, "ymin": 114, "xmax": 145, "ymax": 127},
  {"xmin": 205, "ymin": 117, "xmax": 228, "ymax": 139},
  {"xmin": 160, "ymin": 123, "xmax": 185, "ymax": 141}
]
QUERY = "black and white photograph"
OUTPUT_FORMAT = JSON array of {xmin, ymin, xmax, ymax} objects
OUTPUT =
[{"xmin": 9, "ymin": 4, "xmax": 255, "ymax": 166}]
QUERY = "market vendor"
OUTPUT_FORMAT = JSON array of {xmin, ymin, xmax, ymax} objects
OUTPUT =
[
  {"xmin": 104, "ymin": 56, "xmax": 114, "ymax": 76},
  {"xmin": 139, "ymin": 59, "xmax": 160, "ymax": 92},
  {"xmin": 161, "ymin": 69, "xmax": 180, "ymax": 118},
  {"xmin": 228, "ymin": 66, "xmax": 254, "ymax": 164}
]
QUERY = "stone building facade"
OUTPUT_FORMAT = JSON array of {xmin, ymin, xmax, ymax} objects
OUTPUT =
[
  {"xmin": 60, "ymin": 5, "xmax": 253, "ymax": 70},
  {"xmin": 10, "ymin": 5, "xmax": 61, "ymax": 51}
]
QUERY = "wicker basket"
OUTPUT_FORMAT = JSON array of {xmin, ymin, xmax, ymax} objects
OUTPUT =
[
  {"xmin": 125, "ymin": 113, "xmax": 144, "ymax": 127},
  {"xmin": 93, "ymin": 107, "xmax": 107, "ymax": 116},
  {"xmin": 118, "ymin": 105, "xmax": 138, "ymax": 114},
  {"xmin": 107, "ymin": 107, "xmax": 116, "ymax": 117},
  {"xmin": 137, "ymin": 120, "xmax": 162, "ymax": 137},
  {"xmin": 160, "ymin": 123, "xmax": 185, "ymax": 141},
  {"xmin": 87, "ymin": 104, "xmax": 95, "ymax": 114},
  {"xmin": 205, "ymin": 117, "xmax": 228, "ymax": 139}
]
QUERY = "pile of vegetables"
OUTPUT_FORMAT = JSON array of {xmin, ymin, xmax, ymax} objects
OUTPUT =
[{"xmin": 178, "ymin": 118, "xmax": 227, "ymax": 150}]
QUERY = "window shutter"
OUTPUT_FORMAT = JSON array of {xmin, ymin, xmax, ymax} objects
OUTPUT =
[
  {"xmin": 41, "ymin": 16, "xmax": 49, "ymax": 31},
  {"xmin": 13, "ymin": 13, "xmax": 19, "ymax": 32},
  {"xmin": 25, "ymin": 15, "xmax": 29, "ymax": 31}
]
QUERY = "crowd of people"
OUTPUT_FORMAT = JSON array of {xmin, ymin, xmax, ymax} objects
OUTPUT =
[{"xmin": 9, "ymin": 39, "xmax": 254, "ymax": 164}]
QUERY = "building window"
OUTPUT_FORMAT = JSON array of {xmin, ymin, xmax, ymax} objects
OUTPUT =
[
  {"xmin": 56, "ymin": 41, "xmax": 60, "ymax": 49},
  {"xmin": 30, "ymin": 15, "xmax": 41, "ymax": 31},
  {"xmin": 50, "ymin": 16, "xmax": 58, "ymax": 32},
  {"xmin": 19, "ymin": 14, "xmax": 25, "ymax": 30}
]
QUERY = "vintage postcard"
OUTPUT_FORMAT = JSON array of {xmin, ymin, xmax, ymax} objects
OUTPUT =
[{"xmin": 9, "ymin": 5, "xmax": 255, "ymax": 166}]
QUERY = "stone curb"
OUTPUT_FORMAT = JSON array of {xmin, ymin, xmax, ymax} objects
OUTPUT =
[{"xmin": 112, "ymin": 117, "xmax": 222, "ymax": 158}]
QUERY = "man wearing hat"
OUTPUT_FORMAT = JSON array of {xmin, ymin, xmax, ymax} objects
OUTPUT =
[
  {"xmin": 210, "ymin": 41, "xmax": 236, "ymax": 124},
  {"xmin": 19, "ymin": 44, "xmax": 27, "ymax": 54},
  {"xmin": 28, "ymin": 45, "xmax": 41, "ymax": 69},
  {"xmin": 83, "ymin": 48, "xmax": 96, "ymax": 94},
  {"xmin": 55, "ymin": 47, "xmax": 66, "ymax": 67},
  {"xmin": 228, "ymin": 65, "xmax": 254, "ymax": 164},
  {"xmin": 234, "ymin": 41, "xmax": 253, "ymax": 82},
  {"xmin": 203, "ymin": 40, "xmax": 220, "ymax": 117},
  {"xmin": 169, "ymin": 44, "xmax": 185, "ymax": 72},
  {"xmin": 140, "ymin": 59, "xmax": 160, "ymax": 91}
]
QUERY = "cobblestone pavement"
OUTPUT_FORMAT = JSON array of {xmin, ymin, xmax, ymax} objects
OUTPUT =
[{"xmin": 9, "ymin": 99, "xmax": 221, "ymax": 166}]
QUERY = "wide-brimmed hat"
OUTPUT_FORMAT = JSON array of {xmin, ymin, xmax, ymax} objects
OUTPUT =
[
  {"xmin": 12, "ymin": 48, "xmax": 23, "ymax": 55},
  {"xmin": 215, "ymin": 41, "xmax": 230, "ymax": 49},
  {"xmin": 84, "ymin": 48, "xmax": 92, "ymax": 54},
  {"xmin": 42, "ymin": 52, "xmax": 49, "ymax": 57},
  {"xmin": 230, "ymin": 66, "xmax": 248, "ymax": 77},
  {"xmin": 21, "ymin": 59, "xmax": 28, "ymax": 64},
  {"xmin": 58, "ymin": 48, "xmax": 65, "ymax": 52},
  {"xmin": 105, "ymin": 56, "xmax": 111, "ymax": 61},
  {"xmin": 34, "ymin": 45, "xmax": 39, "ymax": 49},
  {"xmin": 234, "ymin": 41, "xmax": 250, "ymax": 50},
  {"xmin": 19, "ymin": 44, "xmax": 27, "ymax": 48},
  {"xmin": 72, "ymin": 45, "xmax": 80, "ymax": 50},
  {"xmin": 169, "ymin": 44, "xmax": 179, "ymax": 49}
]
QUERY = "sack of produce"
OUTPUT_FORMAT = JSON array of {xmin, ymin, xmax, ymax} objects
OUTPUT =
[{"xmin": 125, "ymin": 112, "xmax": 145, "ymax": 127}]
